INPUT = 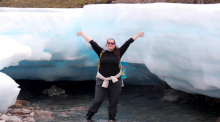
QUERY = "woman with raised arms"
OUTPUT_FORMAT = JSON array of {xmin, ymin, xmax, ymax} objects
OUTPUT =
[{"xmin": 77, "ymin": 31, "xmax": 144, "ymax": 121}]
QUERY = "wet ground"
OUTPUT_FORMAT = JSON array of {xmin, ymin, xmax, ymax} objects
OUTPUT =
[{"xmin": 19, "ymin": 83, "xmax": 219, "ymax": 122}]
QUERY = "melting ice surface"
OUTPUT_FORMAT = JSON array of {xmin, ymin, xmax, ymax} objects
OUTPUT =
[
  {"xmin": 0, "ymin": 3, "xmax": 220, "ymax": 112},
  {"xmin": 0, "ymin": 72, "xmax": 20, "ymax": 113}
]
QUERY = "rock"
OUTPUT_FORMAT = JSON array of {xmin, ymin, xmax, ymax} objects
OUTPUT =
[
  {"xmin": 30, "ymin": 112, "xmax": 35, "ymax": 116},
  {"xmin": 8, "ymin": 116, "xmax": 22, "ymax": 122},
  {"xmin": 22, "ymin": 117, "xmax": 35, "ymax": 122},
  {"xmin": 16, "ymin": 100, "xmax": 28, "ymax": 105},
  {"xmin": 10, "ymin": 109, "xmax": 26, "ymax": 115},
  {"xmin": 35, "ymin": 110, "xmax": 55, "ymax": 120},
  {"xmin": 58, "ymin": 112, "xmax": 68, "ymax": 117},
  {"xmin": 42, "ymin": 89, "xmax": 48, "ymax": 95},
  {"xmin": 179, "ymin": 100, "xmax": 188, "ymax": 104},
  {"xmin": 179, "ymin": 92, "xmax": 193, "ymax": 101},
  {"xmin": 9, "ymin": 103, "xmax": 22, "ymax": 109},
  {"xmin": 7, "ymin": 108, "xmax": 13, "ymax": 113},
  {"xmin": 161, "ymin": 89, "xmax": 181, "ymax": 103},
  {"xmin": 6, "ymin": 113, "xmax": 11, "ymax": 116},
  {"xmin": 25, "ymin": 107, "xmax": 35, "ymax": 111},
  {"xmin": 1, "ymin": 114, "xmax": 8, "ymax": 120},
  {"xmin": 60, "ymin": 112, "xmax": 66, "ymax": 115},
  {"xmin": 71, "ymin": 107, "xmax": 88, "ymax": 111},
  {"xmin": 44, "ymin": 85, "xmax": 65, "ymax": 96},
  {"xmin": 2, "ymin": 98, "xmax": 53, "ymax": 122},
  {"xmin": 9, "ymin": 100, "xmax": 28, "ymax": 109},
  {"xmin": 3, "ymin": 115, "xmax": 22, "ymax": 122},
  {"xmin": 22, "ymin": 109, "xmax": 31, "ymax": 114},
  {"xmin": 155, "ymin": 82, "xmax": 171, "ymax": 93}
]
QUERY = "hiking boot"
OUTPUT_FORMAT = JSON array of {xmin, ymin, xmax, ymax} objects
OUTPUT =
[
  {"xmin": 85, "ymin": 110, "xmax": 95, "ymax": 120},
  {"xmin": 109, "ymin": 114, "xmax": 116, "ymax": 122}
]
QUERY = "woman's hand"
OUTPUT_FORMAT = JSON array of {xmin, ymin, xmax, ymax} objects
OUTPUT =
[
  {"xmin": 137, "ymin": 31, "xmax": 144, "ymax": 37},
  {"xmin": 77, "ymin": 31, "xmax": 83, "ymax": 36},
  {"xmin": 76, "ymin": 31, "xmax": 92, "ymax": 42},
  {"xmin": 132, "ymin": 31, "xmax": 144, "ymax": 40}
]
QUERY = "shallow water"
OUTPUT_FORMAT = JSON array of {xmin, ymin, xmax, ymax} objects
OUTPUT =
[{"xmin": 23, "ymin": 85, "xmax": 219, "ymax": 122}]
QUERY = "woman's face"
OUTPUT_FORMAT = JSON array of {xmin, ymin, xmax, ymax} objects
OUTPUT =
[{"xmin": 106, "ymin": 39, "xmax": 115, "ymax": 51}]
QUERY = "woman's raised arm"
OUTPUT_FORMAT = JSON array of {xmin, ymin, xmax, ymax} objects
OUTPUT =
[
  {"xmin": 132, "ymin": 31, "xmax": 144, "ymax": 40},
  {"xmin": 77, "ymin": 31, "xmax": 103, "ymax": 56},
  {"xmin": 77, "ymin": 31, "xmax": 92, "ymax": 42}
]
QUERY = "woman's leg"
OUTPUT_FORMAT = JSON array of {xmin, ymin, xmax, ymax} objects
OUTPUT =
[
  {"xmin": 88, "ymin": 78, "xmax": 107, "ymax": 116},
  {"xmin": 107, "ymin": 77, "xmax": 122, "ymax": 119}
]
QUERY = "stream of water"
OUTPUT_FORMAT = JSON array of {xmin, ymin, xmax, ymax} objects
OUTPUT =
[{"xmin": 20, "ymin": 85, "xmax": 219, "ymax": 122}]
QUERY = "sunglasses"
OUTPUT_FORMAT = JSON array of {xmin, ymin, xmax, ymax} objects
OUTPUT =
[{"xmin": 107, "ymin": 42, "xmax": 115, "ymax": 45}]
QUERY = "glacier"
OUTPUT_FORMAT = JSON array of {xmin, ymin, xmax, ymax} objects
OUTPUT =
[
  {"xmin": 0, "ymin": 72, "xmax": 20, "ymax": 113},
  {"xmin": 0, "ymin": 3, "xmax": 220, "ymax": 113}
]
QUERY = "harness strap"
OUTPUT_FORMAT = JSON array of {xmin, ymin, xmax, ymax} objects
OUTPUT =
[{"xmin": 98, "ymin": 50, "xmax": 105, "ymax": 71}]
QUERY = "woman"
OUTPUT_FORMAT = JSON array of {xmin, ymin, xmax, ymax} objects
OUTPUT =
[{"xmin": 77, "ymin": 31, "xmax": 144, "ymax": 121}]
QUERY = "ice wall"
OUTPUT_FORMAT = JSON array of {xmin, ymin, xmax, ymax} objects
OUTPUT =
[
  {"xmin": 0, "ymin": 40, "xmax": 31, "ymax": 70},
  {"xmin": 0, "ymin": 7, "xmax": 159, "ymax": 85},
  {"xmin": 81, "ymin": 3, "xmax": 220, "ymax": 98},
  {"xmin": 0, "ymin": 72, "xmax": 20, "ymax": 113},
  {"xmin": 1, "ymin": 3, "xmax": 220, "ymax": 98}
]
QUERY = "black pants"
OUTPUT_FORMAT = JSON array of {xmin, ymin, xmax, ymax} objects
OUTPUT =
[{"xmin": 89, "ymin": 77, "xmax": 122, "ymax": 114}]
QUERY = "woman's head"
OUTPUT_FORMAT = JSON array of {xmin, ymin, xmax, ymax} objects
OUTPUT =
[
  {"xmin": 106, "ymin": 38, "xmax": 116, "ymax": 51},
  {"xmin": 106, "ymin": 38, "xmax": 120, "ymax": 59}
]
